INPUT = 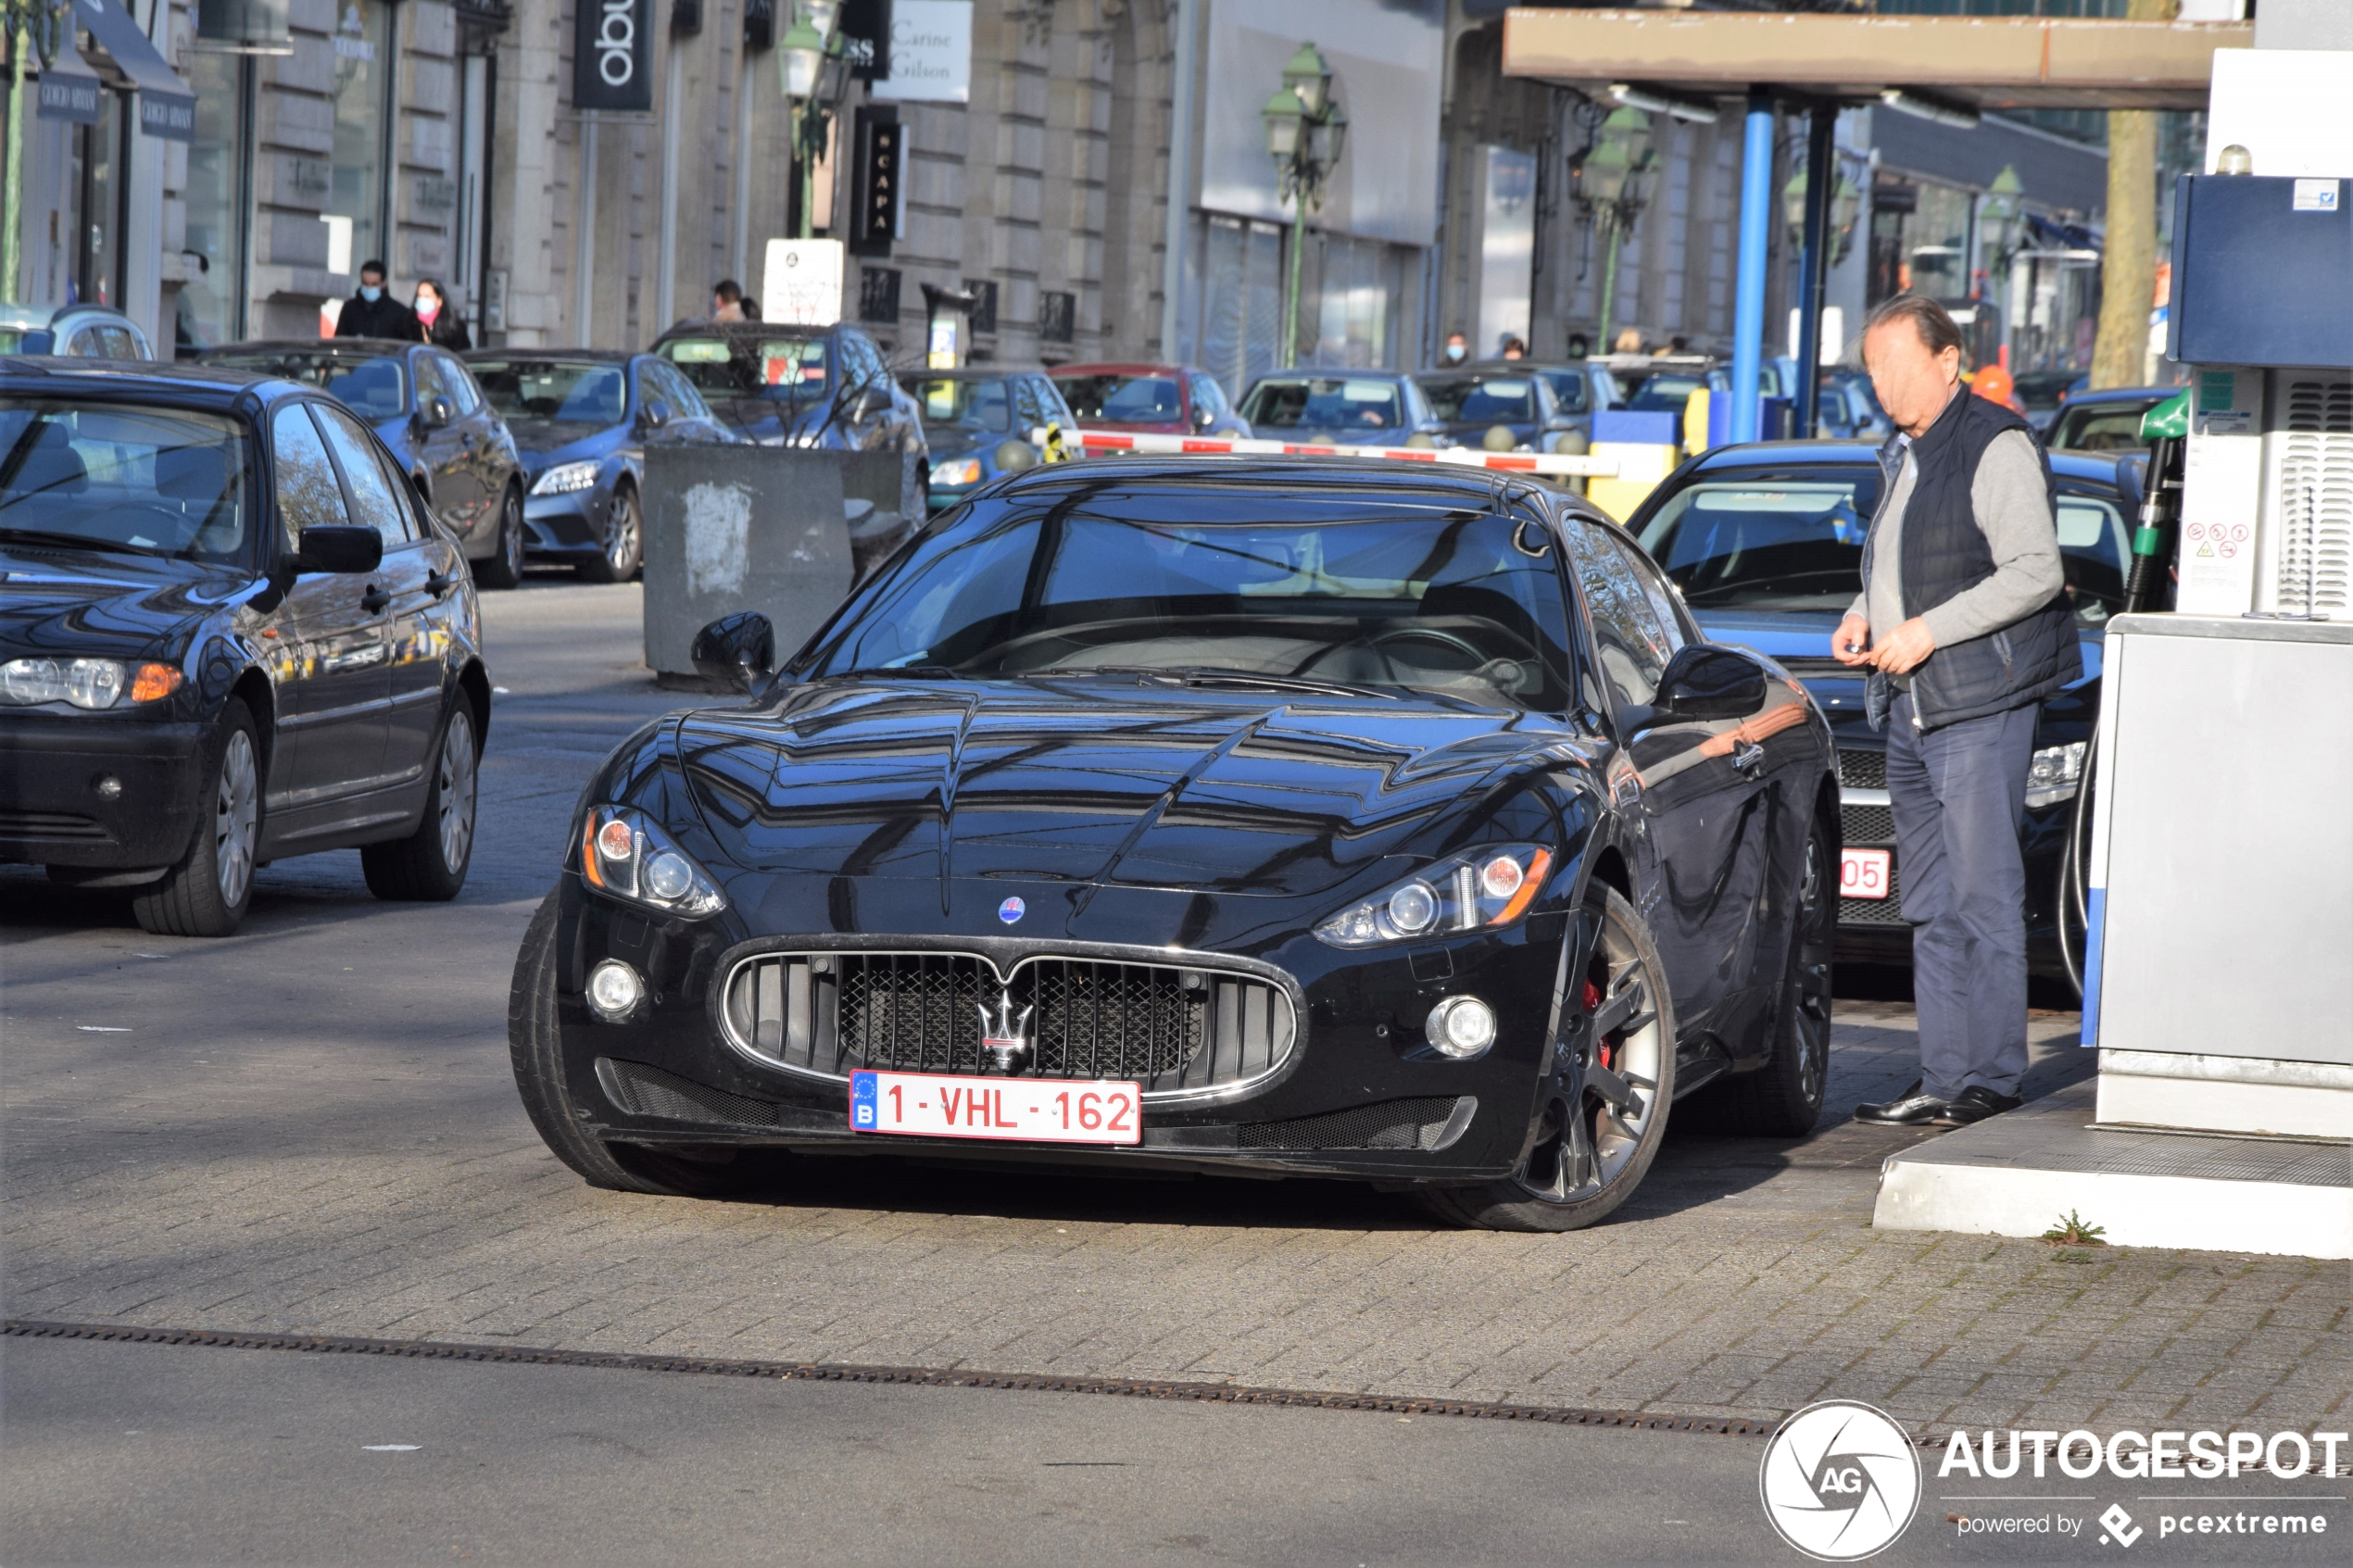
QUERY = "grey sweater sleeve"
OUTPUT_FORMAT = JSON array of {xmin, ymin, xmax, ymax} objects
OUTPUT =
[{"xmin": 1919, "ymin": 431, "xmax": 2066, "ymax": 647}]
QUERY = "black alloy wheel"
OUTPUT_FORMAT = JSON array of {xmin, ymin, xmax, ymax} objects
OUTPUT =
[
  {"xmin": 361, "ymin": 700, "xmax": 480, "ymax": 901},
  {"xmin": 1419, "ymin": 884, "xmax": 1678, "ymax": 1233},
  {"xmin": 508, "ymin": 890, "xmax": 762, "ymax": 1197},
  {"xmin": 132, "ymin": 698, "xmax": 262, "ymax": 938},
  {"xmin": 576, "ymin": 483, "xmax": 641, "ymax": 583},
  {"xmin": 476, "ymin": 483, "xmax": 525, "ymax": 589},
  {"xmin": 1693, "ymin": 816, "xmax": 1835, "ymax": 1135}
]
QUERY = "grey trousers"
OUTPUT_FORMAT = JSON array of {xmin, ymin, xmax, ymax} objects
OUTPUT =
[{"xmin": 1885, "ymin": 690, "xmax": 2039, "ymax": 1100}]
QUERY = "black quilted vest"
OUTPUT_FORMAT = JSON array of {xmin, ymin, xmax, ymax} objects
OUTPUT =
[{"xmin": 1869, "ymin": 390, "xmax": 2080, "ymax": 731}]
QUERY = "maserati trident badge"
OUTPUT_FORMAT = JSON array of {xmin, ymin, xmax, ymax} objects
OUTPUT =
[{"xmin": 977, "ymin": 988, "xmax": 1035, "ymax": 1073}]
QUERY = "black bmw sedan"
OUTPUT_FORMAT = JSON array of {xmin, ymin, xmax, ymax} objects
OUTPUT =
[
  {"xmin": 510, "ymin": 458, "xmax": 1838, "ymax": 1230},
  {"xmin": 198, "ymin": 339, "xmax": 527, "ymax": 588},
  {"xmin": 1621, "ymin": 439, "xmax": 2135, "ymax": 977},
  {"xmin": 462, "ymin": 350, "xmax": 740, "ymax": 582},
  {"xmin": 0, "ymin": 358, "xmax": 491, "ymax": 936}
]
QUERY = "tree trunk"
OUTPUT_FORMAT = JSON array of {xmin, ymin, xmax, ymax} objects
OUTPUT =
[{"xmin": 2091, "ymin": 0, "xmax": 2174, "ymax": 389}]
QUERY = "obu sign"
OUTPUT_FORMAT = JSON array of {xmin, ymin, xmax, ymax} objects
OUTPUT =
[{"xmin": 574, "ymin": 0, "xmax": 655, "ymax": 112}]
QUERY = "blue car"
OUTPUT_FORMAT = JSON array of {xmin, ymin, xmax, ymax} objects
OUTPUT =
[
  {"xmin": 1236, "ymin": 371, "xmax": 1444, "ymax": 446},
  {"xmin": 897, "ymin": 366, "xmax": 1076, "ymax": 511},
  {"xmin": 1622, "ymin": 439, "xmax": 2140, "ymax": 978},
  {"xmin": 464, "ymin": 350, "xmax": 739, "ymax": 582},
  {"xmin": 199, "ymin": 338, "xmax": 528, "ymax": 587}
]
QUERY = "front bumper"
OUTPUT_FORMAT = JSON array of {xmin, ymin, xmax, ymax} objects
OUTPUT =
[
  {"xmin": 545, "ymin": 874, "xmax": 1567, "ymax": 1182},
  {"xmin": 1835, "ymin": 785, "xmax": 2073, "ymax": 975},
  {"xmin": 0, "ymin": 713, "xmax": 207, "ymax": 868},
  {"xmin": 522, "ymin": 488, "xmax": 610, "ymax": 558}
]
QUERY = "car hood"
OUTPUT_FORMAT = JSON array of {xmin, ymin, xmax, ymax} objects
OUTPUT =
[
  {"xmin": 510, "ymin": 420, "xmax": 621, "ymax": 461},
  {"xmin": 672, "ymin": 678, "xmax": 1581, "ymax": 899},
  {"xmin": 0, "ymin": 546, "xmax": 251, "ymax": 660}
]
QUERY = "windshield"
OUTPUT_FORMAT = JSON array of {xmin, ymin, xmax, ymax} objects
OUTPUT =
[
  {"xmin": 1421, "ymin": 375, "xmax": 1538, "ymax": 424},
  {"xmin": 1638, "ymin": 465, "xmax": 2129, "ymax": 625},
  {"xmin": 799, "ymin": 493, "xmax": 1577, "ymax": 710},
  {"xmin": 0, "ymin": 400, "xmax": 251, "ymax": 561},
  {"xmin": 205, "ymin": 349, "xmax": 408, "ymax": 420},
  {"xmin": 1242, "ymin": 378, "xmax": 1405, "ymax": 432},
  {"xmin": 907, "ymin": 376, "xmax": 1011, "ymax": 433},
  {"xmin": 468, "ymin": 359, "xmax": 627, "ymax": 422},
  {"xmin": 1539, "ymin": 370, "xmax": 1589, "ymax": 413},
  {"xmin": 1054, "ymin": 374, "xmax": 1180, "ymax": 421},
  {"xmin": 660, "ymin": 335, "xmax": 830, "ymax": 400}
]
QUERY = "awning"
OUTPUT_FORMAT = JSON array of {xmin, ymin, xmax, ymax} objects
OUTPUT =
[
  {"xmin": 1500, "ymin": 9, "xmax": 2252, "ymax": 113},
  {"xmin": 35, "ymin": 38, "xmax": 106, "ymax": 126},
  {"xmin": 76, "ymin": 0, "xmax": 195, "ymax": 142}
]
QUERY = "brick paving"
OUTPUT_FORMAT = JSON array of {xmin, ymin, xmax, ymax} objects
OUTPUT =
[{"xmin": 5, "ymin": 581, "xmax": 2345, "ymax": 1444}]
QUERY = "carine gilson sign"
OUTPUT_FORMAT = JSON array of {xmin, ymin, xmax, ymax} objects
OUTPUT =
[{"xmin": 574, "ymin": 0, "xmax": 655, "ymax": 113}]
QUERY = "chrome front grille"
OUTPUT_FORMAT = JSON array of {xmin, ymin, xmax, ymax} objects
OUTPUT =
[{"xmin": 720, "ymin": 949, "xmax": 1297, "ymax": 1098}]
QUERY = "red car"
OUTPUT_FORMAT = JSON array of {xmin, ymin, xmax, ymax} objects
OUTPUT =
[{"xmin": 1048, "ymin": 361, "xmax": 1253, "ymax": 440}]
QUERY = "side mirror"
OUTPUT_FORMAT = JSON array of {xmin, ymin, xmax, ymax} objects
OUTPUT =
[
  {"xmin": 643, "ymin": 400, "xmax": 671, "ymax": 430},
  {"xmin": 292, "ymin": 524, "xmax": 384, "ymax": 575},
  {"xmin": 1194, "ymin": 403, "xmax": 1215, "ymax": 429},
  {"xmin": 1654, "ymin": 645, "xmax": 1766, "ymax": 722},
  {"xmin": 421, "ymin": 395, "xmax": 454, "ymax": 429},
  {"xmin": 690, "ymin": 611, "xmax": 775, "ymax": 694}
]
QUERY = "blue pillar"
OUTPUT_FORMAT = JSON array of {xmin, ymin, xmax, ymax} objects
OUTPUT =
[{"xmin": 1730, "ymin": 87, "xmax": 1775, "ymax": 445}]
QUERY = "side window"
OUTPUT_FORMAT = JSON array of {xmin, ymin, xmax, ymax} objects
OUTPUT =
[
  {"xmin": 1567, "ymin": 517, "xmax": 1676, "ymax": 712},
  {"xmin": 413, "ymin": 352, "xmax": 453, "ymax": 414},
  {"xmin": 1187, "ymin": 374, "xmax": 1216, "ymax": 420},
  {"xmin": 650, "ymin": 362, "xmax": 706, "ymax": 420},
  {"xmin": 313, "ymin": 403, "xmax": 414, "ymax": 545},
  {"xmin": 1614, "ymin": 538, "xmax": 1692, "ymax": 653},
  {"xmin": 271, "ymin": 404, "xmax": 350, "ymax": 549},
  {"xmin": 1035, "ymin": 375, "xmax": 1075, "ymax": 423},
  {"xmin": 436, "ymin": 355, "xmax": 481, "ymax": 416},
  {"xmin": 1012, "ymin": 378, "xmax": 1046, "ymax": 433}
]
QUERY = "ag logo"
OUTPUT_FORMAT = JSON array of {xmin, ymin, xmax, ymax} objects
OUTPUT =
[{"xmin": 1759, "ymin": 1399, "xmax": 1921, "ymax": 1561}]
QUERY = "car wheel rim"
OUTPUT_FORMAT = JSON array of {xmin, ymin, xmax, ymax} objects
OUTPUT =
[
  {"xmin": 437, "ymin": 709, "xmax": 477, "ymax": 872},
  {"xmin": 215, "ymin": 730, "xmax": 258, "ymax": 907},
  {"xmin": 1515, "ymin": 904, "xmax": 1665, "ymax": 1205},
  {"xmin": 607, "ymin": 494, "xmax": 638, "ymax": 571}
]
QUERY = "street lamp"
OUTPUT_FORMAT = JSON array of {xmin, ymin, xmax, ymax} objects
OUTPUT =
[
  {"xmin": 780, "ymin": 0, "xmax": 852, "ymax": 240},
  {"xmin": 1263, "ymin": 41, "xmax": 1346, "ymax": 370},
  {"xmin": 1572, "ymin": 107, "xmax": 1655, "ymax": 354}
]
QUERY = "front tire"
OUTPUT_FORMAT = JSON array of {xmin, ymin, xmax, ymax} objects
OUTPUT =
[
  {"xmin": 1420, "ymin": 885, "xmax": 1677, "ymax": 1233},
  {"xmin": 475, "ymin": 484, "xmax": 525, "ymax": 589},
  {"xmin": 361, "ymin": 700, "xmax": 479, "ymax": 901},
  {"xmin": 132, "ymin": 699, "xmax": 261, "ymax": 938},
  {"xmin": 574, "ymin": 483, "xmax": 642, "ymax": 583},
  {"xmin": 508, "ymin": 888, "xmax": 761, "ymax": 1197},
  {"xmin": 1694, "ymin": 815, "xmax": 1834, "ymax": 1136}
]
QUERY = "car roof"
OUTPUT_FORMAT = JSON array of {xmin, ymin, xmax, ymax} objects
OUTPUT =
[
  {"xmin": 652, "ymin": 320, "xmax": 834, "ymax": 343},
  {"xmin": 203, "ymin": 338, "xmax": 421, "ymax": 357},
  {"xmin": 1244, "ymin": 370, "xmax": 1413, "ymax": 383},
  {"xmin": 986, "ymin": 454, "xmax": 1557, "ymax": 508},
  {"xmin": 1687, "ymin": 437, "xmax": 2124, "ymax": 484},
  {"xmin": 1048, "ymin": 362, "xmax": 1189, "ymax": 377},
  {"xmin": 0, "ymin": 355, "xmax": 299, "ymax": 406}
]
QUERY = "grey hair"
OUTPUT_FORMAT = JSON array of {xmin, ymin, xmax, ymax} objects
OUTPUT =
[{"xmin": 1862, "ymin": 293, "xmax": 1966, "ymax": 358}]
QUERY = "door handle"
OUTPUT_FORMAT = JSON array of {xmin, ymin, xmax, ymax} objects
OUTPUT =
[
  {"xmin": 361, "ymin": 583, "xmax": 392, "ymax": 613},
  {"xmin": 423, "ymin": 571, "xmax": 455, "ymax": 597}
]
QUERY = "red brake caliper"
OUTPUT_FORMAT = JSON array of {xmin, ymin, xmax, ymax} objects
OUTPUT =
[{"xmin": 1582, "ymin": 978, "xmax": 1612, "ymax": 1073}]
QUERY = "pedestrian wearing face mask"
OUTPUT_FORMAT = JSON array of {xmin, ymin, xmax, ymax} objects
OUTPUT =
[
  {"xmin": 334, "ymin": 261, "xmax": 423, "ymax": 341},
  {"xmin": 411, "ymin": 279, "xmax": 472, "ymax": 351},
  {"xmin": 1441, "ymin": 331, "xmax": 1469, "ymax": 366}
]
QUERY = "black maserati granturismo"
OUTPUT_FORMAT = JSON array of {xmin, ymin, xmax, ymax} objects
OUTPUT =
[{"xmin": 510, "ymin": 458, "xmax": 1839, "ymax": 1231}]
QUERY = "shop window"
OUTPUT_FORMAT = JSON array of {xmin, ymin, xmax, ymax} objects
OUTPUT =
[
  {"xmin": 326, "ymin": 1, "xmax": 396, "ymax": 295},
  {"xmin": 177, "ymin": 50, "xmax": 253, "ymax": 354}
]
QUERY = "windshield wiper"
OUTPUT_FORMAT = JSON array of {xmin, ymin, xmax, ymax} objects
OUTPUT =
[
  {"xmin": 0, "ymin": 527, "xmax": 167, "ymax": 558},
  {"xmin": 1022, "ymin": 664, "xmax": 1387, "ymax": 698}
]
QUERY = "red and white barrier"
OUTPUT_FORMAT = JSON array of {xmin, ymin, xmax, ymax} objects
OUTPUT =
[{"xmin": 1033, "ymin": 426, "xmax": 1620, "ymax": 479}]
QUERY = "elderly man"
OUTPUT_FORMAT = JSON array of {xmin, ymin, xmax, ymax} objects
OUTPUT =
[{"xmin": 1837, "ymin": 295, "xmax": 2078, "ymax": 1128}]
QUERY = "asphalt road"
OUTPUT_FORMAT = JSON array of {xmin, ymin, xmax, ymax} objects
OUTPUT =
[{"xmin": 5, "ymin": 576, "xmax": 2341, "ymax": 1566}]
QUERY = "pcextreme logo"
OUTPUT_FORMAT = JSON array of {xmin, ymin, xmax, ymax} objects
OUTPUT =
[{"xmin": 1760, "ymin": 1399, "xmax": 1923, "ymax": 1561}]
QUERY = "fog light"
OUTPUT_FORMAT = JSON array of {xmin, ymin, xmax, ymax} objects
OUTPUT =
[
  {"xmin": 1425, "ymin": 995, "xmax": 1497, "ymax": 1060},
  {"xmin": 586, "ymin": 959, "xmax": 646, "ymax": 1021},
  {"xmin": 94, "ymin": 774, "xmax": 122, "ymax": 800}
]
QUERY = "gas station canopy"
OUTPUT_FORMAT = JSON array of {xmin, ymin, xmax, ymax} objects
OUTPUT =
[{"xmin": 1500, "ymin": 8, "xmax": 2252, "ymax": 112}]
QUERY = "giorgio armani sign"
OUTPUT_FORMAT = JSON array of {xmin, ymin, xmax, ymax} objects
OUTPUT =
[{"xmin": 574, "ymin": 0, "xmax": 655, "ymax": 113}]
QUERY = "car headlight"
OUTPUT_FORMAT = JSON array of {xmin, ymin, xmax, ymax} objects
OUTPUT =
[
  {"xmin": 930, "ymin": 456, "xmax": 983, "ymax": 487},
  {"xmin": 529, "ymin": 460, "xmax": 602, "ymax": 496},
  {"xmin": 578, "ymin": 805, "xmax": 728, "ymax": 918},
  {"xmin": 0, "ymin": 658, "xmax": 182, "ymax": 709},
  {"xmin": 2025, "ymin": 741, "xmax": 2088, "ymax": 809},
  {"xmin": 1314, "ymin": 844, "xmax": 1554, "ymax": 948}
]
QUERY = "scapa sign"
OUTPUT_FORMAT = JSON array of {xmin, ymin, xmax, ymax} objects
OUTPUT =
[{"xmin": 574, "ymin": 0, "xmax": 655, "ymax": 113}]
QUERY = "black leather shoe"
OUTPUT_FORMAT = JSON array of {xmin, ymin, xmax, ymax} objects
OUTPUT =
[
  {"xmin": 1855, "ymin": 1081, "xmax": 1949, "ymax": 1125},
  {"xmin": 1937, "ymin": 1085, "xmax": 2024, "ymax": 1126}
]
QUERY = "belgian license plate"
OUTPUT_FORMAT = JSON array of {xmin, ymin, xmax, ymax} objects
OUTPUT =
[
  {"xmin": 848, "ymin": 1070, "xmax": 1142, "ymax": 1145},
  {"xmin": 1841, "ymin": 847, "xmax": 1893, "ymax": 899}
]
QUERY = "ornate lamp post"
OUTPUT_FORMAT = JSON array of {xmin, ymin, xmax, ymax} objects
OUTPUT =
[
  {"xmin": 1573, "ymin": 107, "xmax": 1655, "ymax": 355},
  {"xmin": 1262, "ymin": 42, "xmax": 1347, "ymax": 370},
  {"xmin": 780, "ymin": 0, "xmax": 853, "ymax": 240}
]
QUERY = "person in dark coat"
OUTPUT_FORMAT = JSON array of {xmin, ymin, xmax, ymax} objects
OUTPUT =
[
  {"xmin": 333, "ymin": 261, "xmax": 422, "ymax": 341},
  {"xmin": 411, "ymin": 279, "xmax": 472, "ymax": 352}
]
